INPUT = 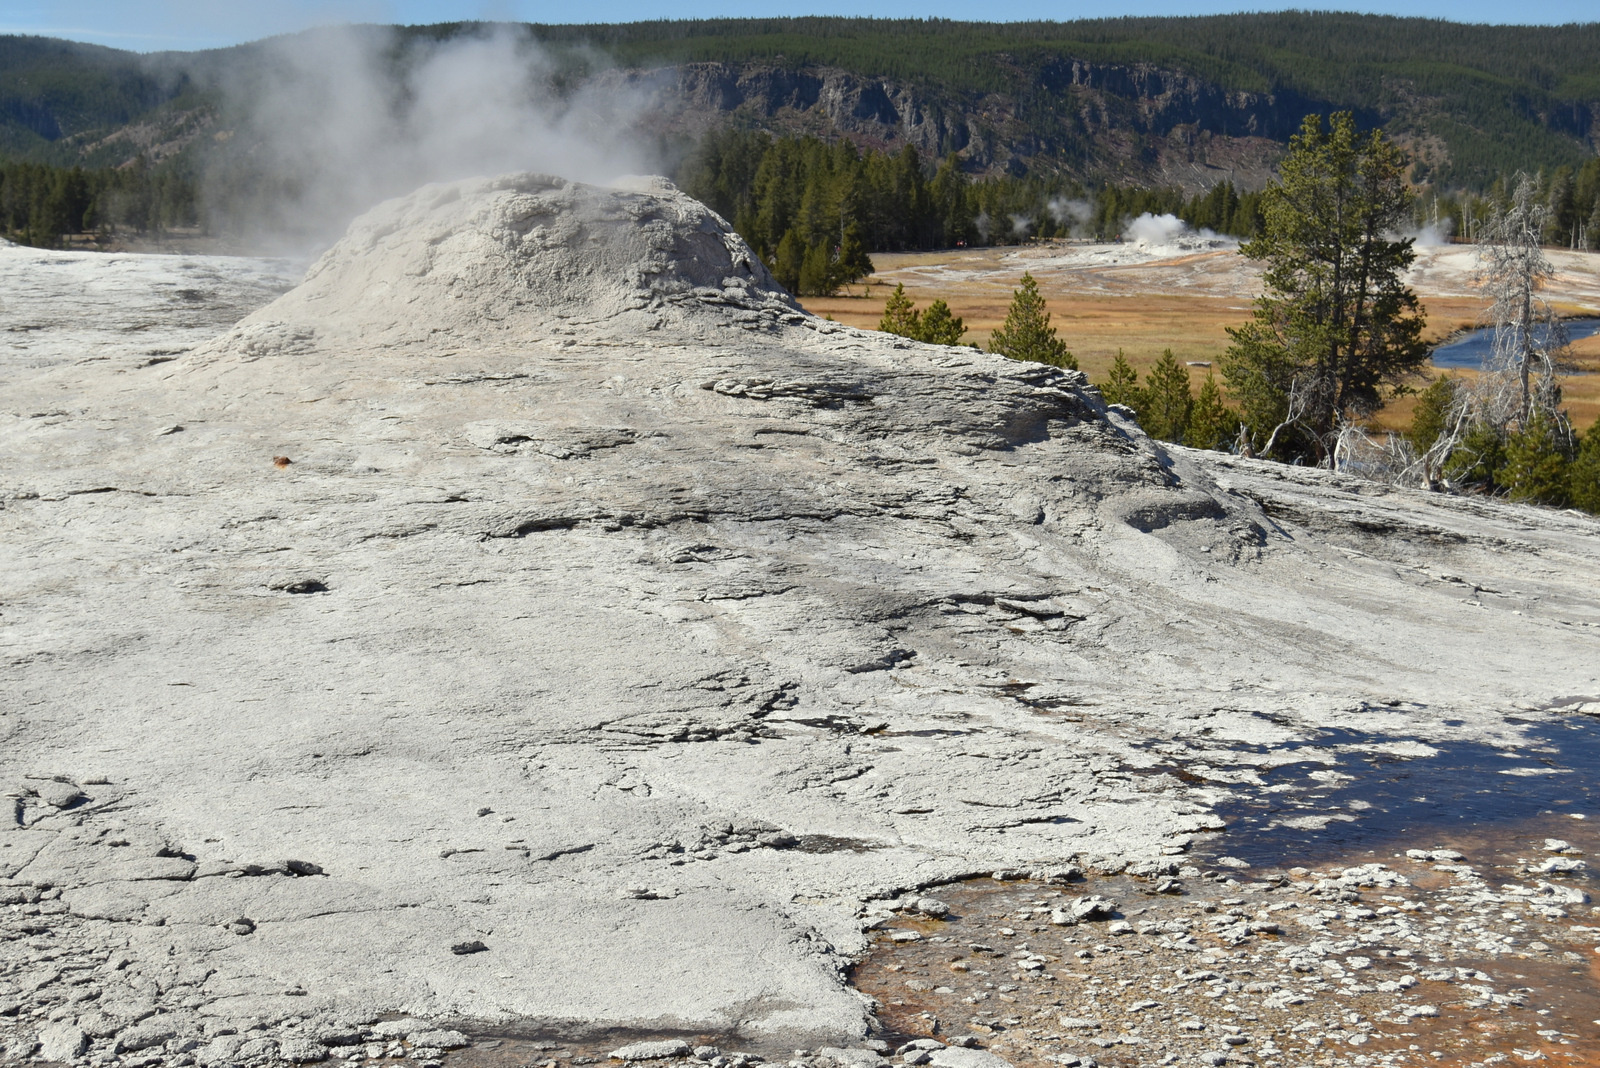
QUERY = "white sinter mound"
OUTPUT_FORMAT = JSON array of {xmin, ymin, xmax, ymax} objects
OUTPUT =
[
  {"xmin": 228, "ymin": 173, "xmax": 797, "ymax": 348},
  {"xmin": 2, "ymin": 174, "xmax": 1598, "ymax": 1061}
]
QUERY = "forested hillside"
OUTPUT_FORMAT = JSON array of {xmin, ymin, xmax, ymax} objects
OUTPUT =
[
  {"xmin": 2, "ymin": 15, "xmax": 1598, "ymax": 249},
  {"xmin": 0, "ymin": 36, "xmax": 209, "ymax": 166},
  {"xmin": 0, "ymin": 159, "xmax": 198, "ymax": 244},
  {"xmin": 3, "ymin": 15, "xmax": 1599, "ymax": 190},
  {"xmin": 525, "ymin": 14, "xmax": 1600, "ymax": 188}
]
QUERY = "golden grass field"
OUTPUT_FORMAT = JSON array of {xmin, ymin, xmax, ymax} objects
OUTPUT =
[{"xmin": 799, "ymin": 241, "xmax": 1600, "ymax": 432}]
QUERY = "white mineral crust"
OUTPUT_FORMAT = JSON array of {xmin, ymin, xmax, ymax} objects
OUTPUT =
[{"xmin": 2, "ymin": 173, "xmax": 1599, "ymax": 1050}]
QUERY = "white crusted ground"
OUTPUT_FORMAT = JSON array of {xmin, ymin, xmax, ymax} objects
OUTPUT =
[{"xmin": 2, "ymin": 175, "xmax": 1598, "ymax": 1063}]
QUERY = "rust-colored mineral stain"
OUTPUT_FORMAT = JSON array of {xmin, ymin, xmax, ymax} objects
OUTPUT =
[
  {"xmin": 1366, "ymin": 1001, "xmax": 1600, "ymax": 1068},
  {"xmin": 847, "ymin": 805, "xmax": 1599, "ymax": 1068}
]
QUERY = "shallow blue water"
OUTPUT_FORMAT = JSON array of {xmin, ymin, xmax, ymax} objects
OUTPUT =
[
  {"xmin": 1432, "ymin": 318, "xmax": 1600, "ymax": 370},
  {"xmin": 1181, "ymin": 712, "xmax": 1600, "ymax": 870}
]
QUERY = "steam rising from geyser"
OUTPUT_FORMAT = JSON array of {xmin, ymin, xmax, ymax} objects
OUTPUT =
[
  {"xmin": 211, "ymin": 25, "xmax": 654, "ymax": 250},
  {"xmin": 1123, "ymin": 212, "xmax": 1234, "ymax": 250},
  {"xmin": 1405, "ymin": 219, "xmax": 1456, "ymax": 248},
  {"xmin": 1048, "ymin": 197, "xmax": 1093, "ymax": 233}
]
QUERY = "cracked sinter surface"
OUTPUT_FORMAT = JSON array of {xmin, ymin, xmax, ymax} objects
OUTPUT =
[{"xmin": 2, "ymin": 174, "xmax": 1599, "ymax": 1062}]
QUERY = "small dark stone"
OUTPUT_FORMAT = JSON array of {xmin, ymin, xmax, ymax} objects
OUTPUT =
[
  {"xmin": 315, "ymin": 1029, "xmax": 363, "ymax": 1048},
  {"xmin": 285, "ymin": 860, "xmax": 325, "ymax": 876},
  {"xmin": 451, "ymin": 940, "xmax": 488, "ymax": 955},
  {"xmin": 272, "ymin": 578, "xmax": 329, "ymax": 594},
  {"xmin": 239, "ymin": 862, "xmax": 289, "ymax": 876}
]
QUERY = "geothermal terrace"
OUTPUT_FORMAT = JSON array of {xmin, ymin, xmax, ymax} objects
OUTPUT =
[{"xmin": 2, "ymin": 176, "xmax": 1600, "ymax": 1068}]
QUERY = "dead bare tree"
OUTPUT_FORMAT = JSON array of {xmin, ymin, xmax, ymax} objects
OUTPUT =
[
  {"xmin": 1472, "ymin": 173, "xmax": 1569, "ymax": 430},
  {"xmin": 1330, "ymin": 423, "xmax": 1388, "ymax": 478},
  {"xmin": 1253, "ymin": 375, "xmax": 1318, "ymax": 460},
  {"xmin": 1417, "ymin": 396, "xmax": 1474, "ymax": 488},
  {"xmin": 1329, "ymin": 409, "xmax": 1471, "ymax": 489}
]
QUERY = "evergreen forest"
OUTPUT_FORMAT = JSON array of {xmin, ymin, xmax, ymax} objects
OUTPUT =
[
  {"xmin": 675, "ymin": 131, "xmax": 1267, "ymax": 295},
  {"xmin": 0, "ymin": 158, "xmax": 199, "ymax": 245}
]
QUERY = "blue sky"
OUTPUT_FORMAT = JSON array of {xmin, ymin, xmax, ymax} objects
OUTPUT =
[{"xmin": 2, "ymin": 0, "xmax": 1595, "ymax": 52}]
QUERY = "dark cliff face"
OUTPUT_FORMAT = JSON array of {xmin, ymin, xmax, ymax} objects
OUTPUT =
[
  {"xmin": 601, "ymin": 59, "xmax": 1335, "ymax": 190},
  {"xmin": 1544, "ymin": 98, "xmax": 1600, "ymax": 149},
  {"xmin": 1032, "ymin": 58, "xmax": 1326, "ymax": 141},
  {"xmin": 613, "ymin": 64, "xmax": 967, "ymax": 153}
]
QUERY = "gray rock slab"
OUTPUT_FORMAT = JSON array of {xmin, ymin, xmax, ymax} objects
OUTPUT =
[
  {"xmin": 36, "ymin": 1024, "xmax": 88, "ymax": 1062},
  {"xmin": 815, "ymin": 1049, "xmax": 886, "ymax": 1068},
  {"xmin": 115, "ymin": 1020, "xmax": 177, "ymax": 1053},
  {"xmin": 927, "ymin": 1049, "xmax": 1014, "ymax": 1068},
  {"xmin": 409, "ymin": 1031, "xmax": 470, "ymax": 1050},
  {"xmin": 280, "ymin": 1037, "xmax": 331, "ymax": 1063},
  {"xmin": 611, "ymin": 1039, "xmax": 693, "ymax": 1060}
]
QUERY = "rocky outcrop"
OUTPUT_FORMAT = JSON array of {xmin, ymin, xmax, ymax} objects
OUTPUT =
[{"xmin": 597, "ymin": 60, "xmax": 1321, "ymax": 189}]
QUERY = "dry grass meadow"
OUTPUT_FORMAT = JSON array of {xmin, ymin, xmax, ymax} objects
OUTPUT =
[{"xmin": 799, "ymin": 241, "xmax": 1600, "ymax": 433}]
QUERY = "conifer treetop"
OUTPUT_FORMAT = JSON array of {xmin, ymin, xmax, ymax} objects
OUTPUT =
[{"xmin": 988, "ymin": 272, "xmax": 1075, "ymax": 369}]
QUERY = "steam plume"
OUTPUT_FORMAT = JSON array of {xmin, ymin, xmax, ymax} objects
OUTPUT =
[
  {"xmin": 1122, "ymin": 212, "xmax": 1232, "ymax": 248},
  {"xmin": 204, "ymin": 23, "xmax": 653, "ymax": 250},
  {"xmin": 1047, "ymin": 197, "xmax": 1093, "ymax": 235}
]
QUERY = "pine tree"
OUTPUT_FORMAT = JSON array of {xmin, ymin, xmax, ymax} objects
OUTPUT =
[
  {"xmin": 1141, "ymin": 349, "xmax": 1194, "ymax": 443},
  {"xmin": 833, "ymin": 223, "xmax": 874, "ymax": 287},
  {"xmin": 1187, "ymin": 372, "xmax": 1239, "ymax": 451},
  {"xmin": 879, "ymin": 283, "xmax": 922, "ymax": 339},
  {"xmin": 1098, "ymin": 350, "xmax": 1143, "ymax": 413},
  {"xmin": 1501, "ymin": 411, "xmax": 1574, "ymax": 506},
  {"xmin": 1405, "ymin": 375, "xmax": 1458, "ymax": 452},
  {"xmin": 930, "ymin": 153, "xmax": 973, "ymax": 246},
  {"xmin": 771, "ymin": 229, "xmax": 804, "ymax": 294},
  {"xmin": 1222, "ymin": 112, "xmax": 1428, "ymax": 462},
  {"xmin": 797, "ymin": 174, "xmax": 831, "ymax": 248},
  {"xmin": 1570, "ymin": 417, "xmax": 1600, "ymax": 514},
  {"xmin": 891, "ymin": 145, "xmax": 932, "ymax": 249},
  {"xmin": 1445, "ymin": 422, "xmax": 1508, "ymax": 492},
  {"xmin": 798, "ymin": 240, "xmax": 833, "ymax": 296},
  {"xmin": 918, "ymin": 300, "xmax": 967, "ymax": 345},
  {"xmin": 988, "ymin": 273, "xmax": 1074, "ymax": 368}
]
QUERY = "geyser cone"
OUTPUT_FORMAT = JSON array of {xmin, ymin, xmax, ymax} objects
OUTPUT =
[{"xmin": 193, "ymin": 173, "xmax": 799, "ymax": 357}]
